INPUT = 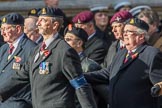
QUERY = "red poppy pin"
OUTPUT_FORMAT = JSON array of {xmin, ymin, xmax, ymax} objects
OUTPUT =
[
  {"xmin": 14, "ymin": 56, "xmax": 22, "ymax": 62},
  {"xmin": 131, "ymin": 53, "xmax": 138, "ymax": 59},
  {"xmin": 43, "ymin": 50, "xmax": 51, "ymax": 57}
]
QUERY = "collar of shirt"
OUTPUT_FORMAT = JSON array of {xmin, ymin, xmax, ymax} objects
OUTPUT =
[
  {"xmin": 8, "ymin": 33, "xmax": 24, "ymax": 55},
  {"xmin": 43, "ymin": 32, "xmax": 59, "ymax": 48},
  {"xmin": 88, "ymin": 32, "xmax": 96, "ymax": 40},
  {"xmin": 35, "ymin": 35, "xmax": 42, "ymax": 44},
  {"xmin": 119, "ymin": 40, "xmax": 125, "ymax": 48}
]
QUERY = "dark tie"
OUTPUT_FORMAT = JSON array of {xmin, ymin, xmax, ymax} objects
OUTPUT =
[
  {"xmin": 8, "ymin": 44, "xmax": 14, "ymax": 60},
  {"xmin": 40, "ymin": 42, "xmax": 46, "ymax": 52},
  {"xmin": 8, "ymin": 44, "xmax": 14, "ymax": 54},
  {"xmin": 123, "ymin": 51, "xmax": 133, "ymax": 64}
]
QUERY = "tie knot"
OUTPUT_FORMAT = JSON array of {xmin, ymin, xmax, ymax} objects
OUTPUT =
[
  {"xmin": 8, "ymin": 44, "xmax": 14, "ymax": 54},
  {"xmin": 40, "ymin": 42, "xmax": 46, "ymax": 51}
]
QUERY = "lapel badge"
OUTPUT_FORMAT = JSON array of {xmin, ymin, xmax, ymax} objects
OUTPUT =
[
  {"xmin": 14, "ymin": 56, "xmax": 21, "ymax": 63},
  {"xmin": 12, "ymin": 62, "xmax": 21, "ymax": 70},
  {"xmin": 39, "ymin": 62, "xmax": 50, "ymax": 74},
  {"xmin": 42, "ymin": 8, "xmax": 46, "ymax": 14}
]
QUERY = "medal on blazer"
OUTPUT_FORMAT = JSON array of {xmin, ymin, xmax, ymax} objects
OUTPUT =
[
  {"xmin": 12, "ymin": 56, "xmax": 22, "ymax": 70},
  {"xmin": 39, "ymin": 62, "xmax": 49, "ymax": 74},
  {"xmin": 12, "ymin": 62, "xmax": 21, "ymax": 70}
]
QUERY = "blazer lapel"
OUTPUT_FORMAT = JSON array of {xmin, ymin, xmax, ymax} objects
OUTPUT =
[
  {"xmin": 119, "ymin": 44, "xmax": 147, "ymax": 71},
  {"xmin": 109, "ymin": 49, "xmax": 127, "ymax": 80},
  {"xmin": 32, "ymin": 36, "xmax": 62, "ymax": 72}
]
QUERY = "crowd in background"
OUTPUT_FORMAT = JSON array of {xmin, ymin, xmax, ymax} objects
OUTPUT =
[{"xmin": 0, "ymin": 0, "xmax": 162, "ymax": 108}]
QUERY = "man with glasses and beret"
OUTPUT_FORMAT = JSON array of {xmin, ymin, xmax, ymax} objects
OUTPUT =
[
  {"xmin": 0, "ymin": 7, "xmax": 97, "ymax": 108},
  {"xmin": 0, "ymin": 13, "xmax": 36, "ymax": 108},
  {"xmin": 84, "ymin": 18, "xmax": 162, "ymax": 108}
]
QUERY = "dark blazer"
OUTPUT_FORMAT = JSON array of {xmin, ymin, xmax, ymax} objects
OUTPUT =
[
  {"xmin": 85, "ymin": 43, "xmax": 162, "ymax": 108},
  {"xmin": 0, "ymin": 35, "xmax": 97, "ymax": 108},
  {"xmin": 0, "ymin": 34, "xmax": 36, "ymax": 108},
  {"xmin": 84, "ymin": 32, "xmax": 108, "ymax": 64}
]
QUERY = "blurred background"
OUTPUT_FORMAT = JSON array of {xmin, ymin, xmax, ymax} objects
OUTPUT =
[{"xmin": 0, "ymin": 0, "xmax": 162, "ymax": 19}]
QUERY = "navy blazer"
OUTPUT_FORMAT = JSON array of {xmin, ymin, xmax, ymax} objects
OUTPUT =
[
  {"xmin": 0, "ymin": 34, "xmax": 36, "ymax": 108},
  {"xmin": 85, "ymin": 43, "xmax": 162, "ymax": 108}
]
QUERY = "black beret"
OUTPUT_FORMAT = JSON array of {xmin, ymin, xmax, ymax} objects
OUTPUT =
[
  {"xmin": 126, "ymin": 18, "xmax": 149, "ymax": 31},
  {"xmin": 1, "ymin": 13, "xmax": 24, "ymax": 25},
  {"xmin": 39, "ymin": 7, "xmax": 63, "ymax": 18},
  {"xmin": 67, "ymin": 25, "xmax": 88, "ymax": 42},
  {"xmin": 28, "ymin": 8, "xmax": 41, "ymax": 17}
]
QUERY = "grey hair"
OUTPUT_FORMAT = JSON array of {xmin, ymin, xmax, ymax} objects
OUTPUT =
[
  {"xmin": 136, "ymin": 28, "xmax": 150, "ymax": 41},
  {"xmin": 52, "ymin": 17, "xmax": 64, "ymax": 32}
]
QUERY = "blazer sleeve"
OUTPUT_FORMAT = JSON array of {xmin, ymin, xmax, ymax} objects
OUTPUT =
[
  {"xmin": 149, "ymin": 51, "xmax": 162, "ymax": 84},
  {"xmin": 84, "ymin": 67, "xmax": 110, "ymax": 84},
  {"xmin": 62, "ymin": 48, "xmax": 97, "ymax": 108}
]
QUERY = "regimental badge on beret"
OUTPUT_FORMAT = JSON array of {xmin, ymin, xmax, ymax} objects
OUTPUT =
[
  {"xmin": 77, "ymin": 19, "xmax": 81, "ymax": 24},
  {"xmin": 42, "ymin": 8, "xmax": 47, "ymax": 15},
  {"xmin": 31, "ymin": 9, "xmax": 36, "ymax": 14},
  {"xmin": 115, "ymin": 17, "xmax": 121, "ymax": 22},
  {"xmin": 2, "ymin": 17, "xmax": 6, "ymax": 23},
  {"xmin": 129, "ymin": 18, "xmax": 135, "ymax": 24}
]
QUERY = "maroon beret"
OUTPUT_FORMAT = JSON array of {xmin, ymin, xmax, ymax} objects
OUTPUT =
[
  {"xmin": 72, "ymin": 11, "xmax": 94, "ymax": 24},
  {"xmin": 110, "ymin": 11, "xmax": 133, "ymax": 25}
]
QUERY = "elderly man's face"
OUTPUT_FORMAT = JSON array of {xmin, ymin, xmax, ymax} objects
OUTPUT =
[
  {"xmin": 1, "ymin": 23, "xmax": 19, "ymax": 43},
  {"xmin": 111, "ymin": 22, "xmax": 125, "ymax": 40},
  {"xmin": 123, "ymin": 24, "xmax": 144, "ymax": 50},
  {"xmin": 36, "ymin": 16, "xmax": 54, "ymax": 36}
]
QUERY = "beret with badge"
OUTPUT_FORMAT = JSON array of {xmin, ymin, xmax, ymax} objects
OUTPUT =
[
  {"xmin": 39, "ymin": 7, "xmax": 64, "ymax": 18},
  {"xmin": 110, "ymin": 11, "xmax": 133, "ymax": 25},
  {"xmin": 66, "ymin": 24, "xmax": 88, "ymax": 42},
  {"xmin": 125, "ymin": 18, "xmax": 149, "ymax": 31},
  {"xmin": 72, "ymin": 11, "xmax": 94, "ymax": 24},
  {"xmin": 28, "ymin": 8, "xmax": 41, "ymax": 17},
  {"xmin": 1, "ymin": 12, "xmax": 24, "ymax": 25}
]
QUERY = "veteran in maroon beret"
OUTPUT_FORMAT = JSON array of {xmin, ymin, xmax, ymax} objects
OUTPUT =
[
  {"xmin": 102, "ymin": 11, "xmax": 132, "ymax": 68},
  {"xmin": 72, "ymin": 10, "xmax": 109, "ymax": 65},
  {"xmin": 0, "ymin": 7, "xmax": 97, "ymax": 108}
]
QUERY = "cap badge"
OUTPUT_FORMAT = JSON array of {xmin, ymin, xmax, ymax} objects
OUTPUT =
[
  {"xmin": 2, "ymin": 17, "xmax": 6, "ymax": 23},
  {"xmin": 77, "ymin": 19, "xmax": 81, "ymax": 24},
  {"xmin": 129, "ymin": 19, "xmax": 135, "ymax": 24},
  {"xmin": 115, "ymin": 17, "xmax": 121, "ymax": 21},
  {"xmin": 31, "ymin": 9, "xmax": 36, "ymax": 14},
  {"xmin": 42, "ymin": 8, "xmax": 46, "ymax": 14}
]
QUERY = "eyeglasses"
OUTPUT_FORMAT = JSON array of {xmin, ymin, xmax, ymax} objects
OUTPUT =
[
  {"xmin": 1, "ymin": 25, "xmax": 16, "ymax": 32},
  {"xmin": 123, "ymin": 30, "xmax": 138, "ymax": 35},
  {"xmin": 64, "ymin": 37, "xmax": 80, "ymax": 42}
]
